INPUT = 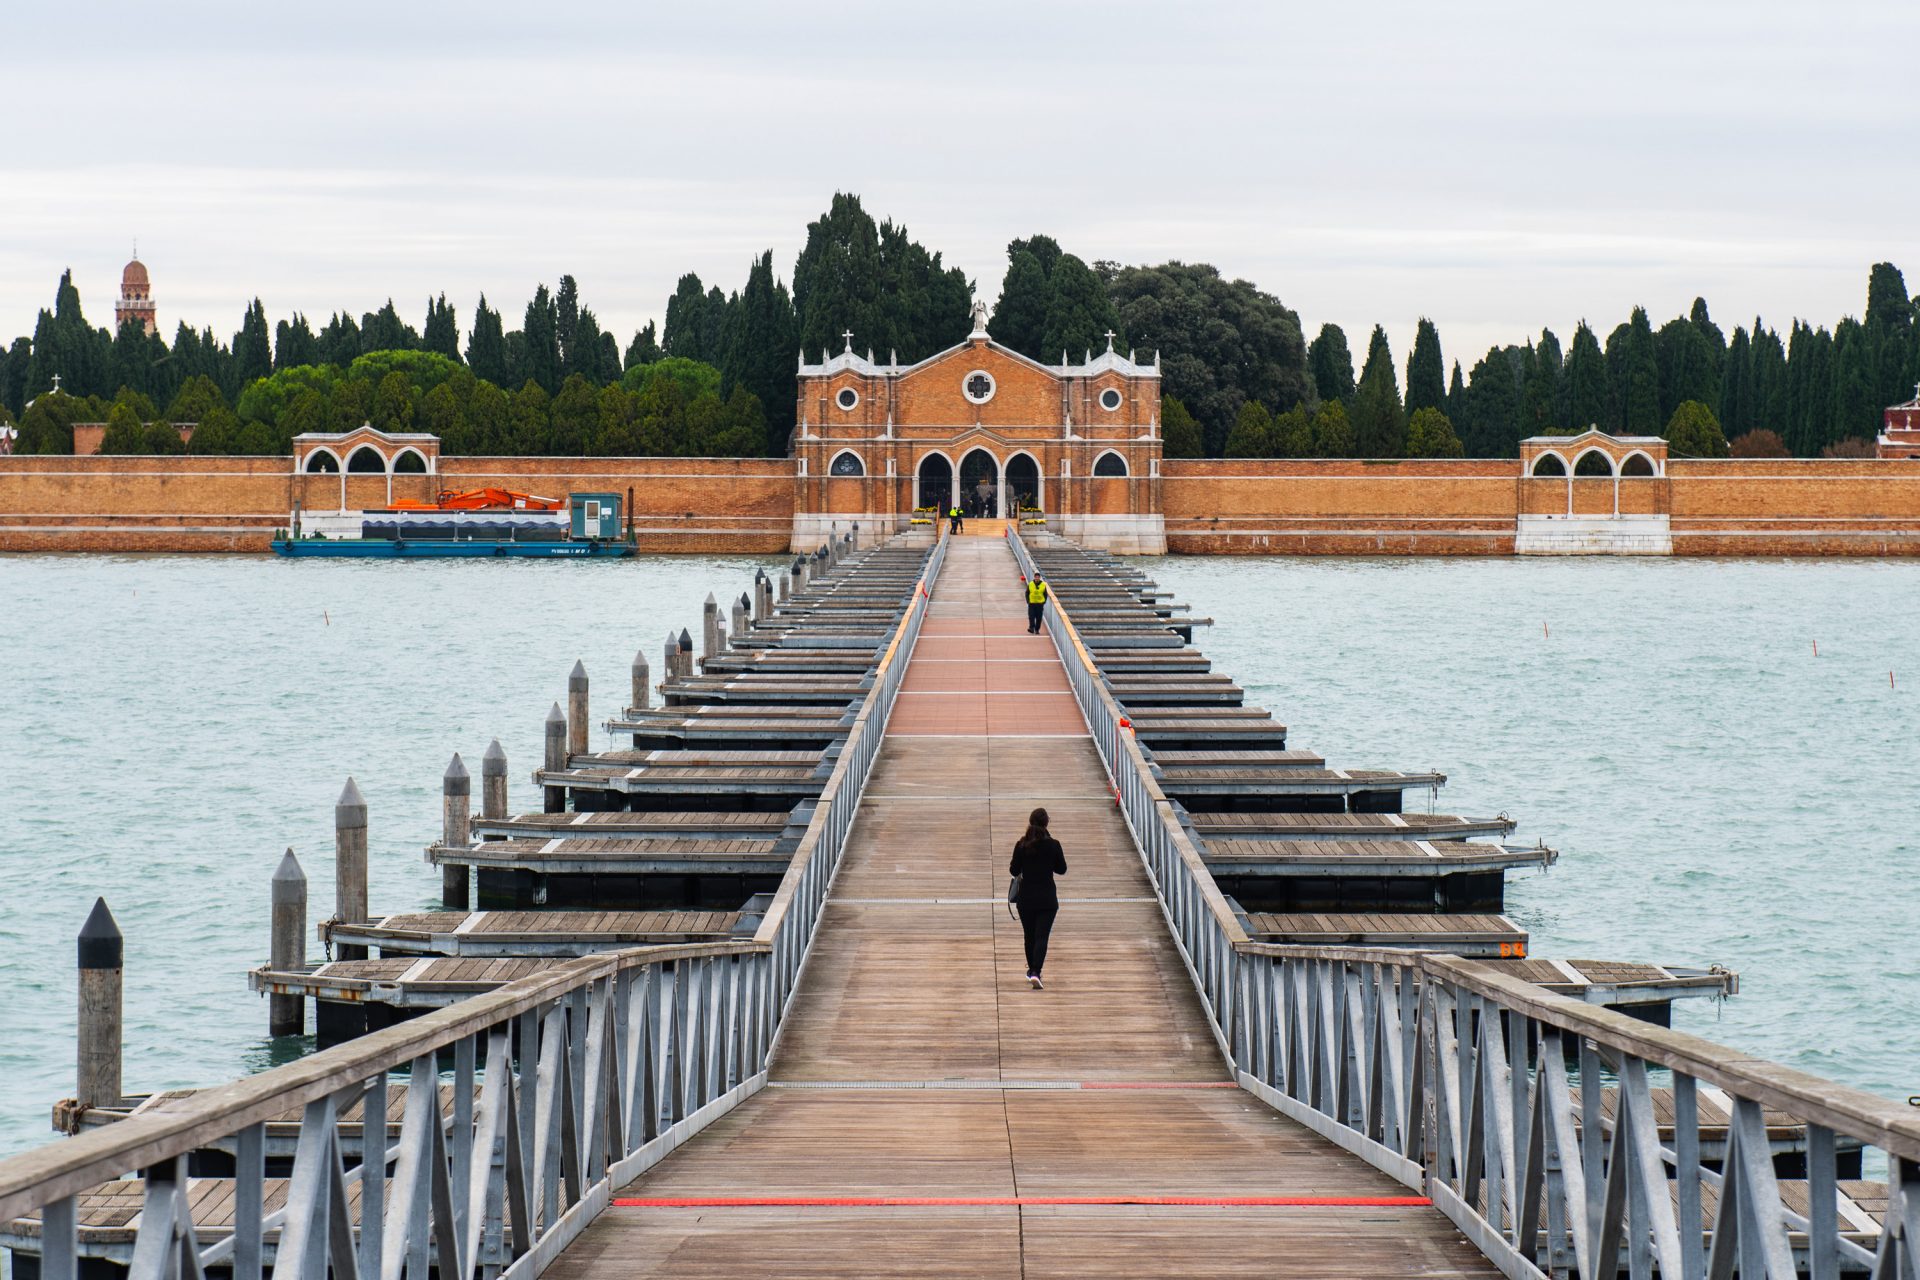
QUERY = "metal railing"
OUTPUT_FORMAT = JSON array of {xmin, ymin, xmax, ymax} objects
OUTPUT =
[
  {"xmin": 0, "ymin": 532, "xmax": 948, "ymax": 1280},
  {"xmin": 1010, "ymin": 529, "xmax": 1920, "ymax": 1278}
]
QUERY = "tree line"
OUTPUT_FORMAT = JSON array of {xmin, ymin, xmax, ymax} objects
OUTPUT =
[{"xmin": 3, "ymin": 193, "xmax": 1915, "ymax": 461}]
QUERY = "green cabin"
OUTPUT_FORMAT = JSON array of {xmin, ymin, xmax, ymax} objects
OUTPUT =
[{"xmin": 569, "ymin": 492, "xmax": 624, "ymax": 541}]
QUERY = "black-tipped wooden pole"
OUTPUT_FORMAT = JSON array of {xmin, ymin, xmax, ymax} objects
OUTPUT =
[
  {"xmin": 76, "ymin": 898, "xmax": 123, "ymax": 1108},
  {"xmin": 270, "ymin": 850, "xmax": 306, "ymax": 1036},
  {"xmin": 543, "ymin": 702, "xmax": 567, "ymax": 813},
  {"xmin": 334, "ymin": 778, "xmax": 368, "ymax": 960},
  {"xmin": 482, "ymin": 738, "xmax": 508, "ymax": 819},
  {"xmin": 731, "ymin": 594, "xmax": 749, "ymax": 645},
  {"xmin": 567, "ymin": 660, "xmax": 589, "ymax": 758},
  {"xmin": 442, "ymin": 753, "xmax": 471, "ymax": 910},
  {"xmin": 701, "ymin": 594, "xmax": 720, "ymax": 664},
  {"xmin": 677, "ymin": 628, "xmax": 693, "ymax": 680}
]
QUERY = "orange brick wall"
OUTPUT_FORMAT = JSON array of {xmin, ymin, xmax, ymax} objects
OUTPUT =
[{"xmin": 0, "ymin": 456, "xmax": 795, "ymax": 553}]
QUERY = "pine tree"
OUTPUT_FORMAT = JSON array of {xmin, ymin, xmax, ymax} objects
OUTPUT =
[
  {"xmin": 1160, "ymin": 395, "xmax": 1203, "ymax": 459},
  {"xmin": 99, "ymin": 400, "xmax": 144, "ymax": 453},
  {"xmin": 1307, "ymin": 324, "xmax": 1355, "ymax": 403},
  {"xmin": 422, "ymin": 294, "xmax": 460, "ymax": 360},
  {"xmin": 1563, "ymin": 323, "xmax": 1609, "ymax": 431},
  {"xmin": 1405, "ymin": 319, "xmax": 1446, "ymax": 416},
  {"xmin": 1223, "ymin": 401, "xmax": 1274, "ymax": 457},
  {"xmin": 1665, "ymin": 400, "xmax": 1728, "ymax": 457},
  {"xmin": 1272, "ymin": 405, "xmax": 1313, "ymax": 456},
  {"xmin": 466, "ymin": 297, "xmax": 507, "ymax": 384},
  {"xmin": 1405, "ymin": 407, "xmax": 1465, "ymax": 458},
  {"xmin": 1040, "ymin": 254, "xmax": 1122, "ymax": 360},
  {"xmin": 990, "ymin": 248, "xmax": 1050, "ymax": 356},
  {"xmin": 1311, "ymin": 401, "xmax": 1355, "ymax": 457},
  {"xmin": 1350, "ymin": 326, "xmax": 1405, "ymax": 456}
]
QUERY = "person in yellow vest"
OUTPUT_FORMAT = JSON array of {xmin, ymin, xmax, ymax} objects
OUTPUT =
[
  {"xmin": 1025, "ymin": 574, "xmax": 1049, "ymax": 634},
  {"xmin": 948, "ymin": 505, "xmax": 963, "ymax": 535}
]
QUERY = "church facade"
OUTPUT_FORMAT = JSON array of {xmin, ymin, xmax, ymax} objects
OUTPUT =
[{"xmin": 788, "ymin": 303, "xmax": 1165, "ymax": 552}]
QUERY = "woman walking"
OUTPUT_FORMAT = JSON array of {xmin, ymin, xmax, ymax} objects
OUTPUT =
[{"xmin": 1009, "ymin": 807, "xmax": 1067, "ymax": 989}]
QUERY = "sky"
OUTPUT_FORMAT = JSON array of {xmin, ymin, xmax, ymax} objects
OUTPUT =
[{"xmin": 4, "ymin": 0, "xmax": 1919, "ymax": 375}]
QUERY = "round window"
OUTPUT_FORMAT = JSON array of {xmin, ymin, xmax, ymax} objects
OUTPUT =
[
  {"xmin": 836, "ymin": 387, "xmax": 859, "ymax": 411},
  {"xmin": 962, "ymin": 370, "xmax": 996, "ymax": 405},
  {"xmin": 1099, "ymin": 387, "xmax": 1123, "ymax": 412}
]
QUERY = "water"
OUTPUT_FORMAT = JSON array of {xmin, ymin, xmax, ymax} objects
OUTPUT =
[{"xmin": 0, "ymin": 554, "xmax": 1914, "ymax": 1159}]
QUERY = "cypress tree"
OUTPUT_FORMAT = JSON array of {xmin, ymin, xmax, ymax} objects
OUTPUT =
[
  {"xmin": 1749, "ymin": 324, "xmax": 1787, "ymax": 436},
  {"xmin": 99, "ymin": 400, "xmax": 144, "ymax": 454},
  {"xmin": 1460, "ymin": 348, "xmax": 1519, "ymax": 456},
  {"xmin": 360, "ymin": 299, "xmax": 416, "ymax": 353},
  {"xmin": 1561, "ymin": 323, "xmax": 1608, "ymax": 431},
  {"xmin": 1655, "ymin": 315, "xmax": 1717, "ymax": 422},
  {"xmin": 274, "ymin": 314, "xmax": 319, "ymax": 370},
  {"xmin": 1311, "ymin": 401, "xmax": 1355, "ymax": 457},
  {"xmin": 2, "ymin": 337, "xmax": 30, "ymax": 415},
  {"xmin": 1447, "ymin": 361, "xmax": 1465, "ymax": 418},
  {"xmin": 625, "ymin": 322, "xmax": 661, "ymax": 369},
  {"xmin": 1223, "ymin": 400, "xmax": 1274, "ymax": 457},
  {"xmin": 1350, "ymin": 326, "xmax": 1405, "ymax": 457},
  {"xmin": 719, "ymin": 250, "xmax": 799, "ymax": 454},
  {"xmin": 1665, "ymin": 400, "xmax": 1728, "ymax": 457},
  {"xmin": 110, "ymin": 319, "xmax": 153, "ymax": 401},
  {"xmin": 793, "ymin": 193, "xmax": 969, "ymax": 364},
  {"xmin": 1720, "ymin": 325, "xmax": 1751, "ymax": 438},
  {"xmin": 990, "ymin": 248, "xmax": 1050, "ymax": 356},
  {"xmin": 1523, "ymin": 330, "xmax": 1562, "ymax": 433},
  {"xmin": 318, "ymin": 313, "xmax": 361, "ymax": 367},
  {"xmin": 1160, "ymin": 395, "xmax": 1203, "ymax": 459},
  {"xmin": 422, "ymin": 294, "xmax": 460, "ymax": 360},
  {"xmin": 523, "ymin": 285, "xmax": 560, "ymax": 392},
  {"xmin": 1307, "ymin": 323, "xmax": 1355, "ymax": 403},
  {"xmin": 1610, "ymin": 307, "xmax": 1660, "ymax": 433},
  {"xmin": 1404, "ymin": 318, "xmax": 1446, "ymax": 416},
  {"xmin": 1040, "ymin": 254, "xmax": 1122, "ymax": 360},
  {"xmin": 1405, "ymin": 407, "xmax": 1465, "ymax": 458},
  {"xmin": 555, "ymin": 276, "xmax": 581, "ymax": 378},
  {"xmin": 233, "ymin": 299, "xmax": 273, "ymax": 387},
  {"xmin": 663, "ymin": 274, "xmax": 713, "ymax": 362},
  {"xmin": 466, "ymin": 297, "xmax": 507, "ymax": 384}
]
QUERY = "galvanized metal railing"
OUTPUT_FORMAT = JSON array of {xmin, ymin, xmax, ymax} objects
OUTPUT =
[
  {"xmin": 1010, "ymin": 529, "xmax": 1920, "ymax": 1278},
  {"xmin": 0, "ymin": 532, "xmax": 947, "ymax": 1280}
]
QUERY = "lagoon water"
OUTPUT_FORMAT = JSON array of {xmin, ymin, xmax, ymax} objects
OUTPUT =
[{"xmin": 0, "ymin": 552, "xmax": 1915, "ymax": 1157}]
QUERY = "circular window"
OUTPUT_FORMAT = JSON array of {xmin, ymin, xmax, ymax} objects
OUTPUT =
[
  {"xmin": 1099, "ymin": 387, "xmax": 1123, "ymax": 412},
  {"xmin": 962, "ymin": 370, "xmax": 996, "ymax": 405},
  {"xmin": 835, "ymin": 387, "xmax": 859, "ymax": 412}
]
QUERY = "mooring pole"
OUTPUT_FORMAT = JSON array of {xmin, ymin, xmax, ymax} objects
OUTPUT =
[
  {"xmin": 779, "ymin": 567, "xmax": 792, "ymax": 601},
  {"xmin": 482, "ymin": 739, "xmax": 508, "ymax": 818},
  {"xmin": 442, "ymin": 753, "xmax": 471, "ymax": 910},
  {"xmin": 702, "ymin": 594, "xmax": 720, "ymax": 665},
  {"xmin": 678, "ymin": 629, "xmax": 693, "ymax": 680},
  {"xmin": 335, "ymin": 777, "xmax": 368, "ymax": 960},
  {"xmin": 270, "ymin": 850, "xmax": 306, "ymax": 1036},
  {"xmin": 662, "ymin": 631, "xmax": 679, "ymax": 687},
  {"xmin": 543, "ymin": 702, "xmax": 567, "ymax": 813},
  {"xmin": 76, "ymin": 898, "xmax": 123, "ymax": 1109},
  {"xmin": 731, "ymin": 594, "xmax": 749, "ymax": 644},
  {"xmin": 567, "ymin": 660, "xmax": 590, "ymax": 758},
  {"xmin": 631, "ymin": 650, "xmax": 651, "ymax": 711}
]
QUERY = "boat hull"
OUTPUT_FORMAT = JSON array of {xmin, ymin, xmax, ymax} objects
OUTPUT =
[{"xmin": 271, "ymin": 539, "xmax": 633, "ymax": 559}]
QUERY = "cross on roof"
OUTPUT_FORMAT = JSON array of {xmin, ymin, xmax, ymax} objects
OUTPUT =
[
  {"xmin": 1103, "ymin": 329, "xmax": 1117, "ymax": 352},
  {"xmin": 50, "ymin": 374, "xmax": 61, "ymax": 392},
  {"xmin": 842, "ymin": 329, "xmax": 854, "ymax": 352}
]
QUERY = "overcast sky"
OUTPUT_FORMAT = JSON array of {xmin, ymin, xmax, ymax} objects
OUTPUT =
[{"xmin": 5, "ymin": 0, "xmax": 1918, "ymax": 376}]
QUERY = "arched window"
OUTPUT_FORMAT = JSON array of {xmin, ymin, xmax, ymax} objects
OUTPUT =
[
  {"xmin": 1531, "ymin": 453, "xmax": 1566, "ymax": 477},
  {"xmin": 829, "ymin": 450, "xmax": 865, "ymax": 477},
  {"xmin": 1574, "ymin": 450, "xmax": 1615, "ymax": 477},
  {"xmin": 304, "ymin": 450, "xmax": 341, "ymax": 474},
  {"xmin": 1620, "ymin": 452, "xmax": 1656, "ymax": 477},
  {"xmin": 347, "ymin": 446, "xmax": 387, "ymax": 473},
  {"xmin": 392, "ymin": 449, "xmax": 427, "ymax": 474},
  {"xmin": 1093, "ymin": 450, "xmax": 1128, "ymax": 477}
]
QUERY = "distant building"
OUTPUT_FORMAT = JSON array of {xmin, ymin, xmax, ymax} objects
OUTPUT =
[
  {"xmin": 0, "ymin": 423, "xmax": 15, "ymax": 455},
  {"xmin": 115, "ymin": 255, "xmax": 156, "ymax": 337},
  {"xmin": 1880, "ymin": 385, "xmax": 1920, "ymax": 459}
]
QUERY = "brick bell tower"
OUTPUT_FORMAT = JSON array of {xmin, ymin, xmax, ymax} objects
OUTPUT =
[{"xmin": 115, "ymin": 249, "xmax": 156, "ymax": 337}]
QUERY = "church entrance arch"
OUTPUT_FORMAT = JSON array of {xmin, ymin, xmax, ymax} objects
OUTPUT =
[
  {"xmin": 916, "ymin": 452, "xmax": 953, "ymax": 512},
  {"xmin": 1004, "ymin": 453, "xmax": 1041, "ymax": 513},
  {"xmin": 959, "ymin": 448, "xmax": 1000, "ymax": 518}
]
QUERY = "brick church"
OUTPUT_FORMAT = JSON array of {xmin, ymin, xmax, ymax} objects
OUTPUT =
[{"xmin": 788, "ymin": 301, "xmax": 1165, "ymax": 552}]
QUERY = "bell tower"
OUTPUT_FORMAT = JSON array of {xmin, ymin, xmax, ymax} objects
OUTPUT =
[{"xmin": 115, "ymin": 250, "xmax": 156, "ymax": 337}]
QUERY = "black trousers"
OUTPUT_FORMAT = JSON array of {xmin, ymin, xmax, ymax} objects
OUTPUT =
[
  {"xmin": 1017, "ymin": 901, "xmax": 1058, "ymax": 976},
  {"xmin": 1027, "ymin": 601, "xmax": 1044, "ymax": 633}
]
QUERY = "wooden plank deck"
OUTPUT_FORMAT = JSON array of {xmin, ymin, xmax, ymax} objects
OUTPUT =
[{"xmin": 545, "ymin": 536, "xmax": 1500, "ymax": 1279}]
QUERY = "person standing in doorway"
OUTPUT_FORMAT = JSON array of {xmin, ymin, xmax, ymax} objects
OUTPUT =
[
  {"xmin": 1025, "ymin": 573, "xmax": 1049, "ymax": 635},
  {"xmin": 949, "ymin": 504, "xmax": 963, "ymax": 535},
  {"xmin": 1009, "ymin": 807, "xmax": 1066, "ymax": 988}
]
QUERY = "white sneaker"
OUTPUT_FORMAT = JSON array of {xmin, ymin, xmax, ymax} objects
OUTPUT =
[{"xmin": 1028, "ymin": 974, "xmax": 1043, "ymax": 990}]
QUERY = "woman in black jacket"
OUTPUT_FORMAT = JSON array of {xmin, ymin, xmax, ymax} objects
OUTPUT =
[{"xmin": 1009, "ymin": 807, "xmax": 1067, "ymax": 989}]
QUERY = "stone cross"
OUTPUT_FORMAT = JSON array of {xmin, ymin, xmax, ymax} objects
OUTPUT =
[
  {"xmin": 50, "ymin": 374, "xmax": 62, "ymax": 392},
  {"xmin": 842, "ymin": 329, "xmax": 854, "ymax": 352},
  {"xmin": 1103, "ymin": 329, "xmax": 1116, "ymax": 351}
]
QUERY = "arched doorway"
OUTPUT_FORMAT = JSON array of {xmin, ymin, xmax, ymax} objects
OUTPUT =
[
  {"xmin": 958, "ymin": 448, "xmax": 999, "ymax": 518},
  {"xmin": 916, "ymin": 453, "xmax": 953, "ymax": 511},
  {"xmin": 1005, "ymin": 453, "xmax": 1041, "ymax": 512},
  {"xmin": 347, "ymin": 446, "xmax": 387, "ymax": 473}
]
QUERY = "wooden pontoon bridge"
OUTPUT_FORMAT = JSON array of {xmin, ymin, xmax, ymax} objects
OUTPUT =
[{"xmin": 2, "ymin": 527, "xmax": 1916, "ymax": 1280}]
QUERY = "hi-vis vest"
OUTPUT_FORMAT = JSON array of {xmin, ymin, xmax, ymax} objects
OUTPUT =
[{"xmin": 1027, "ymin": 580, "xmax": 1049, "ymax": 604}]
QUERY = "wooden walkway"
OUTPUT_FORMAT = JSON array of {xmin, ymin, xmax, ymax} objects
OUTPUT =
[{"xmin": 547, "ymin": 538, "xmax": 1496, "ymax": 1278}]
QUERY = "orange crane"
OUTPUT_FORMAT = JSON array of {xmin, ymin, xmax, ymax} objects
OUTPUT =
[{"xmin": 389, "ymin": 487, "xmax": 566, "ymax": 512}]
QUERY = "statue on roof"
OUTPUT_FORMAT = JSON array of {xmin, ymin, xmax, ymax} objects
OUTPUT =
[{"xmin": 969, "ymin": 298, "xmax": 990, "ymax": 339}]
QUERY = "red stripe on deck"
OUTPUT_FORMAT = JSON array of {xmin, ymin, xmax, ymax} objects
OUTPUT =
[{"xmin": 612, "ymin": 1195, "xmax": 1433, "ymax": 1208}]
